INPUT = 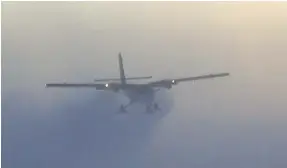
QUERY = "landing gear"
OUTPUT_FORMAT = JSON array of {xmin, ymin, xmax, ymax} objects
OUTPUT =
[
  {"xmin": 146, "ymin": 103, "xmax": 161, "ymax": 113},
  {"xmin": 118, "ymin": 100, "xmax": 134, "ymax": 113},
  {"xmin": 153, "ymin": 103, "xmax": 161, "ymax": 111},
  {"xmin": 119, "ymin": 105, "xmax": 127, "ymax": 113},
  {"xmin": 118, "ymin": 99, "xmax": 161, "ymax": 114}
]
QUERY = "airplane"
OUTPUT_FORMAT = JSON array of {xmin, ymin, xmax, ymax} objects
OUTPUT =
[{"xmin": 46, "ymin": 53, "xmax": 229, "ymax": 113}]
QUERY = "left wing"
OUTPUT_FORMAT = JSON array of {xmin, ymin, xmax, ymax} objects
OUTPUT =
[
  {"xmin": 46, "ymin": 83, "xmax": 107, "ymax": 90},
  {"xmin": 148, "ymin": 72, "xmax": 229, "ymax": 88}
]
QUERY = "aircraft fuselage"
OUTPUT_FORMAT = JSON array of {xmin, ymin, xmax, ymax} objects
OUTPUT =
[{"xmin": 122, "ymin": 85, "xmax": 155, "ymax": 103}]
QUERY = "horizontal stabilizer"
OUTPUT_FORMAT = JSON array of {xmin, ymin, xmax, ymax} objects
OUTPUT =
[{"xmin": 94, "ymin": 76, "xmax": 152, "ymax": 82}]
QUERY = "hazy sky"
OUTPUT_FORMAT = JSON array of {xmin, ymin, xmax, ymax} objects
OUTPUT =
[{"xmin": 2, "ymin": 2, "xmax": 287, "ymax": 168}]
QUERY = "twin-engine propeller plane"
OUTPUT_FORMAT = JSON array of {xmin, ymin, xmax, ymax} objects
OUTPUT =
[{"xmin": 46, "ymin": 53, "xmax": 229, "ymax": 113}]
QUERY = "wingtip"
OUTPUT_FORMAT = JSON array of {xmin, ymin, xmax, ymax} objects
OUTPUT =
[{"xmin": 223, "ymin": 73, "xmax": 230, "ymax": 78}]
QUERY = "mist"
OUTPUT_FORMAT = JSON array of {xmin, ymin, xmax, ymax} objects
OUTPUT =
[{"xmin": 2, "ymin": 2, "xmax": 287, "ymax": 168}]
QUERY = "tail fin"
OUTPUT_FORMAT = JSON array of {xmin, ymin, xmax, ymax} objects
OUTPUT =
[{"xmin": 118, "ymin": 53, "xmax": 126, "ymax": 85}]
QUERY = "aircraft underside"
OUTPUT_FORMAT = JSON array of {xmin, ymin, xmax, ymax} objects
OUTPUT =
[{"xmin": 119, "ymin": 87, "xmax": 161, "ymax": 113}]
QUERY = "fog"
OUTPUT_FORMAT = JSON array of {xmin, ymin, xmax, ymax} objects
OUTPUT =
[{"xmin": 2, "ymin": 2, "xmax": 287, "ymax": 168}]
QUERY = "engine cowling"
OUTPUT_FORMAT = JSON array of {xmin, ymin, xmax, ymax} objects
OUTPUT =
[
  {"xmin": 171, "ymin": 80, "xmax": 177, "ymax": 85},
  {"xmin": 105, "ymin": 83, "xmax": 120, "ymax": 92},
  {"xmin": 163, "ymin": 80, "xmax": 177, "ymax": 89}
]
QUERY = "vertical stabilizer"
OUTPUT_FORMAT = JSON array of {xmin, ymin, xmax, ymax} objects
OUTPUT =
[{"xmin": 118, "ymin": 52, "xmax": 126, "ymax": 85}]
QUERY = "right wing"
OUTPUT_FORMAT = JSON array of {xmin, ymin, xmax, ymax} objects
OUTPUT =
[
  {"xmin": 46, "ymin": 83, "xmax": 107, "ymax": 90},
  {"xmin": 148, "ymin": 72, "xmax": 229, "ymax": 88},
  {"xmin": 170, "ymin": 72, "xmax": 229, "ymax": 83}
]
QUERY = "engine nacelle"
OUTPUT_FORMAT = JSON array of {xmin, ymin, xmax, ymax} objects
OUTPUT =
[
  {"xmin": 171, "ymin": 80, "xmax": 177, "ymax": 85},
  {"xmin": 163, "ymin": 80, "xmax": 177, "ymax": 89},
  {"xmin": 167, "ymin": 84, "xmax": 172, "ymax": 89},
  {"xmin": 105, "ymin": 83, "xmax": 120, "ymax": 92}
]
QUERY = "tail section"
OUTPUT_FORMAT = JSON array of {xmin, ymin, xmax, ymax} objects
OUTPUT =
[
  {"xmin": 93, "ymin": 53, "xmax": 151, "ymax": 83},
  {"xmin": 118, "ymin": 53, "xmax": 126, "ymax": 85}
]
